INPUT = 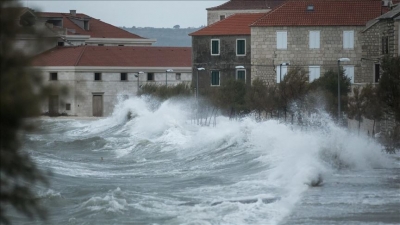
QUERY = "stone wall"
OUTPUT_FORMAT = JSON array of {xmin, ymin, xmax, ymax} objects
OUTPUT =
[
  {"xmin": 251, "ymin": 26, "xmax": 364, "ymax": 85},
  {"xmin": 360, "ymin": 19, "xmax": 396, "ymax": 84},
  {"xmin": 192, "ymin": 35, "xmax": 252, "ymax": 92}
]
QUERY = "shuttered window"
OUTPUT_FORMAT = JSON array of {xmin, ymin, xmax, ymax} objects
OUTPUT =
[
  {"xmin": 276, "ymin": 65, "xmax": 288, "ymax": 83},
  {"xmin": 309, "ymin": 66, "xmax": 320, "ymax": 82},
  {"xmin": 211, "ymin": 39, "xmax": 220, "ymax": 55},
  {"xmin": 343, "ymin": 30, "xmax": 354, "ymax": 49},
  {"xmin": 236, "ymin": 39, "xmax": 246, "ymax": 56},
  {"xmin": 343, "ymin": 65, "xmax": 354, "ymax": 83},
  {"xmin": 237, "ymin": 70, "xmax": 246, "ymax": 82},
  {"xmin": 276, "ymin": 31, "xmax": 287, "ymax": 49},
  {"xmin": 211, "ymin": 71, "xmax": 220, "ymax": 86},
  {"xmin": 309, "ymin": 31, "xmax": 320, "ymax": 49}
]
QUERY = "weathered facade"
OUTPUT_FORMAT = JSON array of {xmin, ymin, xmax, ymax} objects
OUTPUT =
[
  {"xmin": 250, "ymin": 0, "xmax": 384, "ymax": 85},
  {"xmin": 251, "ymin": 26, "xmax": 363, "ymax": 85},
  {"xmin": 361, "ymin": 5, "xmax": 400, "ymax": 84},
  {"xmin": 32, "ymin": 46, "xmax": 192, "ymax": 117},
  {"xmin": 190, "ymin": 13, "xmax": 265, "ymax": 94}
]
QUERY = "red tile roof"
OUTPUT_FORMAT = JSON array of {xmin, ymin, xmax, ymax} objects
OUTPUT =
[
  {"xmin": 251, "ymin": 0, "xmax": 383, "ymax": 26},
  {"xmin": 37, "ymin": 12, "xmax": 144, "ymax": 39},
  {"xmin": 207, "ymin": 0, "xmax": 284, "ymax": 10},
  {"xmin": 190, "ymin": 13, "xmax": 265, "ymax": 36},
  {"xmin": 31, "ymin": 46, "xmax": 192, "ymax": 67}
]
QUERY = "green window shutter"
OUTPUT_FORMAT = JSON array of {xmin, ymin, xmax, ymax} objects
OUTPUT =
[
  {"xmin": 211, "ymin": 71, "xmax": 219, "ymax": 85},
  {"xmin": 237, "ymin": 70, "xmax": 245, "ymax": 81},
  {"xmin": 212, "ymin": 40, "xmax": 219, "ymax": 55},
  {"xmin": 237, "ymin": 40, "xmax": 245, "ymax": 55}
]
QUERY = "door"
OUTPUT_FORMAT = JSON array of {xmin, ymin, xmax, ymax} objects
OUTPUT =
[
  {"xmin": 92, "ymin": 95, "xmax": 103, "ymax": 117},
  {"xmin": 49, "ymin": 95, "xmax": 59, "ymax": 116}
]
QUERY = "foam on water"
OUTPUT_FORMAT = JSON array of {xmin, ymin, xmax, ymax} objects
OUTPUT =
[{"xmin": 25, "ymin": 96, "xmax": 396, "ymax": 225}]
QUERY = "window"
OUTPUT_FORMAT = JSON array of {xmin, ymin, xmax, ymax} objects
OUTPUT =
[
  {"xmin": 343, "ymin": 30, "xmax": 354, "ymax": 49},
  {"xmin": 308, "ymin": 66, "xmax": 320, "ymax": 82},
  {"xmin": 343, "ymin": 65, "xmax": 354, "ymax": 83},
  {"xmin": 309, "ymin": 31, "xmax": 320, "ymax": 49},
  {"xmin": 236, "ymin": 39, "xmax": 246, "ymax": 56},
  {"xmin": 98, "ymin": 44, "xmax": 104, "ymax": 46},
  {"xmin": 374, "ymin": 64, "xmax": 380, "ymax": 83},
  {"xmin": 94, "ymin": 72, "xmax": 101, "ymax": 81},
  {"xmin": 118, "ymin": 44, "xmax": 124, "ymax": 46},
  {"xmin": 176, "ymin": 73, "xmax": 181, "ymax": 80},
  {"xmin": 211, "ymin": 71, "xmax": 220, "ymax": 86},
  {"xmin": 57, "ymin": 42, "xmax": 64, "ymax": 46},
  {"xmin": 147, "ymin": 73, "xmax": 154, "ymax": 81},
  {"xmin": 220, "ymin": 15, "xmax": 225, "ymax": 20},
  {"xmin": 65, "ymin": 103, "xmax": 71, "ymax": 110},
  {"xmin": 237, "ymin": 70, "xmax": 246, "ymax": 83},
  {"xmin": 276, "ymin": 65, "xmax": 288, "ymax": 83},
  {"xmin": 307, "ymin": 5, "xmax": 314, "ymax": 11},
  {"xmin": 276, "ymin": 31, "xmax": 287, "ymax": 49},
  {"xmin": 382, "ymin": 36, "xmax": 389, "ymax": 54},
  {"xmin": 50, "ymin": 72, "xmax": 58, "ymax": 81},
  {"xmin": 211, "ymin": 39, "xmax": 220, "ymax": 55},
  {"xmin": 120, "ymin": 73, "xmax": 127, "ymax": 81}
]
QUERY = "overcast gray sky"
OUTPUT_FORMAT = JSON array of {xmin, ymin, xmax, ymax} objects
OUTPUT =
[{"xmin": 24, "ymin": 1, "xmax": 227, "ymax": 28}]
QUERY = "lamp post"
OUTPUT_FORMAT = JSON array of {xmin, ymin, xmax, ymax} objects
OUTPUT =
[
  {"xmin": 279, "ymin": 62, "xmax": 290, "ymax": 83},
  {"xmin": 196, "ymin": 67, "xmax": 205, "ymax": 98},
  {"xmin": 165, "ymin": 69, "xmax": 173, "ymax": 86},
  {"xmin": 134, "ymin": 71, "xmax": 144, "ymax": 93},
  {"xmin": 337, "ymin": 58, "xmax": 350, "ymax": 123}
]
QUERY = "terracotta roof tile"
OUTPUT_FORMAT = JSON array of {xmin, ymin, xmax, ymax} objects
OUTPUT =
[
  {"xmin": 251, "ymin": 0, "xmax": 383, "ymax": 26},
  {"xmin": 32, "ymin": 46, "xmax": 192, "ymax": 67},
  {"xmin": 37, "ymin": 12, "xmax": 144, "ymax": 39},
  {"xmin": 207, "ymin": 0, "xmax": 284, "ymax": 10},
  {"xmin": 190, "ymin": 13, "xmax": 265, "ymax": 36}
]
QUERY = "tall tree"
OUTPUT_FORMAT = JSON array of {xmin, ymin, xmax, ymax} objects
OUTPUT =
[
  {"xmin": 362, "ymin": 84, "xmax": 383, "ymax": 136},
  {"xmin": 378, "ymin": 56, "xmax": 400, "ymax": 122},
  {"xmin": 347, "ymin": 86, "xmax": 368, "ymax": 134},
  {"xmin": 277, "ymin": 67, "xmax": 310, "ymax": 122},
  {"xmin": 310, "ymin": 68, "xmax": 351, "ymax": 121}
]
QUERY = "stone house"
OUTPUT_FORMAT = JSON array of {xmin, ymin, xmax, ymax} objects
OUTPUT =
[
  {"xmin": 348, "ymin": 4, "xmax": 400, "ymax": 134},
  {"xmin": 206, "ymin": 0, "xmax": 283, "ymax": 25},
  {"xmin": 250, "ymin": 0, "xmax": 384, "ymax": 86},
  {"xmin": 189, "ymin": 13, "xmax": 265, "ymax": 94},
  {"xmin": 32, "ymin": 46, "xmax": 192, "ymax": 117},
  {"xmin": 13, "ymin": 8, "xmax": 156, "ymax": 56},
  {"xmin": 37, "ymin": 10, "xmax": 156, "ymax": 47},
  {"xmin": 361, "ymin": 4, "xmax": 400, "ymax": 84}
]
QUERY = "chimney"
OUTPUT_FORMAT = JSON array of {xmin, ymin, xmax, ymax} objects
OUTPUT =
[{"xmin": 70, "ymin": 10, "xmax": 76, "ymax": 16}]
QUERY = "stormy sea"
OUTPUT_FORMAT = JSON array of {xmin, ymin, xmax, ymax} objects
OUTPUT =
[{"xmin": 11, "ymin": 97, "xmax": 400, "ymax": 225}]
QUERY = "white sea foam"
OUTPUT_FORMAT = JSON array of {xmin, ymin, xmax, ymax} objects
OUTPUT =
[{"xmin": 35, "ymin": 96, "xmax": 395, "ymax": 224}]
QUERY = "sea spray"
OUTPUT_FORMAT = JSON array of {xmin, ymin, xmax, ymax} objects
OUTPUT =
[{"xmin": 17, "ymin": 96, "xmax": 397, "ymax": 225}]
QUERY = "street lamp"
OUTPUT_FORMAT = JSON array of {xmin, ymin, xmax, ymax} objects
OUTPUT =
[
  {"xmin": 165, "ymin": 69, "xmax": 173, "ymax": 86},
  {"xmin": 337, "ymin": 58, "xmax": 350, "ymax": 123},
  {"xmin": 279, "ymin": 62, "xmax": 290, "ymax": 83},
  {"xmin": 134, "ymin": 71, "xmax": 144, "ymax": 92},
  {"xmin": 196, "ymin": 67, "xmax": 205, "ymax": 98}
]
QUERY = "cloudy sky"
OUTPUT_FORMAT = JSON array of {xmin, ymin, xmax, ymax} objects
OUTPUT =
[{"xmin": 24, "ymin": 1, "xmax": 227, "ymax": 28}]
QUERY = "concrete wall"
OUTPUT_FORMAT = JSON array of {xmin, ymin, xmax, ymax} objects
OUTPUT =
[
  {"xmin": 39, "ymin": 68, "xmax": 191, "ymax": 117},
  {"xmin": 251, "ymin": 26, "xmax": 364, "ymax": 85},
  {"xmin": 207, "ymin": 9, "xmax": 270, "ymax": 25},
  {"xmin": 192, "ymin": 35, "xmax": 252, "ymax": 93}
]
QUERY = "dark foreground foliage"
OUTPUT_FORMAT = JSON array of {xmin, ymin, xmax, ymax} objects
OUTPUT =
[{"xmin": 1, "ymin": 0, "xmax": 57, "ymax": 224}]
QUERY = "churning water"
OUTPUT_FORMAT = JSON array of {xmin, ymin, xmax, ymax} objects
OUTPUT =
[{"xmin": 13, "ymin": 97, "xmax": 400, "ymax": 225}]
